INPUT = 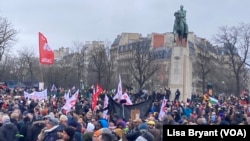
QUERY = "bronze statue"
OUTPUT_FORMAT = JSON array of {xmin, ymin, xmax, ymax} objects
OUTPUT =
[{"xmin": 173, "ymin": 5, "xmax": 188, "ymax": 46}]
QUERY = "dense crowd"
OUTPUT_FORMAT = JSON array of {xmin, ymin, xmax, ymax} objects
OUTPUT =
[{"xmin": 0, "ymin": 88, "xmax": 249, "ymax": 141}]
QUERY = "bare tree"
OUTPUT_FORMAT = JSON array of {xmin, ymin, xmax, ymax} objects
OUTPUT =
[
  {"xmin": 193, "ymin": 41, "xmax": 215, "ymax": 94},
  {"xmin": 128, "ymin": 39, "xmax": 159, "ymax": 90},
  {"xmin": 14, "ymin": 56, "xmax": 27, "ymax": 81},
  {"xmin": 72, "ymin": 42, "xmax": 87, "ymax": 86},
  {"xmin": 0, "ymin": 17, "xmax": 18, "ymax": 62},
  {"xmin": 213, "ymin": 23, "xmax": 250, "ymax": 95},
  {"xmin": 17, "ymin": 46, "xmax": 38, "ymax": 81},
  {"xmin": 102, "ymin": 46, "xmax": 115, "ymax": 90},
  {"xmin": 0, "ymin": 55, "xmax": 11, "ymax": 80},
  {"xmin": 88, "ymin": 44, "xmax": 106, "ymax": 85}
]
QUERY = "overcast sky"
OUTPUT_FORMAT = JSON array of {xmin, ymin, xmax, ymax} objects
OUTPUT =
[{"xmin": 1, "ymin": 0, "xmax": 250, "ymax": 55}]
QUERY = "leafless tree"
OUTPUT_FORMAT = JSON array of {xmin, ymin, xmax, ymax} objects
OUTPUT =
[
  {"xmin": 213, "ymin": 23, "xmax": 250, "ymax": 95},
  {"xmin": 0, "ymin": 55, "xmax": 11, "ymax": 80},
  {"xmin": 88, "ymin": 43, "xmax": 106, "ymax": 85},
  {"xmin": 72, "ymin": 41, "xmax": 87, "ymax": 85},
  {"xmin": 87, "ymin": 44, "xmax": 115, "ymax": 90},
  {"xmin": 193, "ymin": 41, "xmax": 216, "ymax": 94},
  {"xmin": 102, "ymin": 46, "xmax": 115, "ymax": 90},
  {"xmin": 17, "ymin": 46, "xmax": 38, "ymax": 81},
  {"xmin": 0, "ymin": 17, "xmax": 18, "ymax": 62},
  {"xmin": 128, "ymin": 39, "xmax": 159, "ymax": 90}
]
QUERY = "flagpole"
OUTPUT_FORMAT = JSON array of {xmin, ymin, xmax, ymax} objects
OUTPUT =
[
  {"xmin": 39, "ymin": 64, "xmax": 44, "ymax": 82},
  {"xmin": 122, "ymin": 104, "xmax": 125, "ymax": 119}
]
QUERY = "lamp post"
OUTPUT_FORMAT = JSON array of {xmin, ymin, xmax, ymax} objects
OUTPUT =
[
  {"xmin": 80, "ymin": 79, "xmax": 84, "ymax": 96},
  {"xmin": 221, "ymin": 81, "xmax": 225, "ymax": 94}
]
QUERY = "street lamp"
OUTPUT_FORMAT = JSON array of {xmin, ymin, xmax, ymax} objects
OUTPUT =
[
  {"xmin": 221, "ymin": 81, "xmax": 225, "ymax": 94},
  {"xmin": 80, "ymin": 79, "xmax": 83, "ymax": 89}
]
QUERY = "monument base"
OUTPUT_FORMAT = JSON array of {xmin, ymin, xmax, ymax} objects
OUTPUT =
[{"xmin": 168, "ymin": 46, "xmax": 192, "ymax": 102}]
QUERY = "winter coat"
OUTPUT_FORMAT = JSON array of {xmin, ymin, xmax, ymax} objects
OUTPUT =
[
  {"xmin": 42, "ymin": 125, "xmax": 60, "ymax": 141},
  {"xmin": 0, "ymin": 122, "xmax": 19, "ymax": 141},
  {"xmin": 27, "ymin": 121, "xmax": 46, "ymax": 141}
]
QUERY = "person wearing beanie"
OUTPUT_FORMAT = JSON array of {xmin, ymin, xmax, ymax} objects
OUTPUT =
[
  {"xmin": 135, "ymin": 123, "xmax": 154, "ymax": 141},
  {"xmin": 57, "ymin": 115, "xmax": 68, "ymax": 132},
  {"xmin": 40, "ymin": 117, "xmax": 60, "ymax": 141},
  {"xmin": 113, "ymin": 128, "xmax": 124, "ymax": 141},
  {"xmin": 92, "ymin": 129, "xmax": 101, "ymax": 141},
  {"xmin": 138, "ymin": 123, "xmax": 148, "ymax": 131},
  {"xmin": 92, "ymin": 128, "xmax": 113, "ymax": 141},
  {"xmin": 147, "ymin": 121, "xmax": 155, "ymax": 129},
  {"xmin": 98, "ymin": 119, "xmax": 109, "ymax": 128}
]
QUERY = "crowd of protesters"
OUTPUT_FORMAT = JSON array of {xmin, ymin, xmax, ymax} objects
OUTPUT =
[{"xmin": 0, "ymin": 86, "xmax": 249, "ymax": 141}]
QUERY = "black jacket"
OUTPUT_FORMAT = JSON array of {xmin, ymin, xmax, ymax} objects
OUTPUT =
[{"xmin": 0, "ymin": 123, "xmax": 19, "ymax": 141}]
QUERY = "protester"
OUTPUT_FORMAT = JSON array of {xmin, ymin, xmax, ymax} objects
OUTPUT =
[{"xmin": 0, "ymin": 84, "xmax": 249, "ymax": 141}]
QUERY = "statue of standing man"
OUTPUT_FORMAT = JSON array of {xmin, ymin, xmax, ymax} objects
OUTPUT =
[{"xmin": 173, "ymin": 5, "xmax": 188, "ymax": 46}]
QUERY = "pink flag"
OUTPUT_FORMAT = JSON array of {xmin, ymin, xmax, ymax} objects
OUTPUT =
[
  {"xmin": 113, "ymin": 74, "xmax": 122, "ymax": 101},
  {"xmin": 62, "ymin": 90, "xmax": 79, "ymax": 114},
  {"xmin": 102, "ymin": 95, "xmax": 109, "ymax": 119},
  {"xmin": 158, "ymin": 96, "xmax": 167, "ymax": 121},
  {"xmin": 122, "ymin": 92, "xmax": 133, "ymax": 105}
]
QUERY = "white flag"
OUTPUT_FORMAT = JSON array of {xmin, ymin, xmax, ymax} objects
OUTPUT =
[
  {"xmin": 64, "ymin": 91, "xmax": 70, "ymax": 100},
  {"xmin": 62, "ymin": 90, "xmax": 79, "ymax": 114},
  {"xmin": 50, "ymin": 84, "xmax": 57, "ymax": 92},
  {"xmin": 113, "ymin": 74, "xmax": 122, "ymax": 101},
  {"xmin": 103, "ymin": 95, "xmax": 109, "ymax": 119},
  {"xmin": 122, "ymin": 92, "xmax": 133, "ymax": 105},
  {"xmin": 158, "ymin": 96, "xmax": 167, "ymax": 121}
]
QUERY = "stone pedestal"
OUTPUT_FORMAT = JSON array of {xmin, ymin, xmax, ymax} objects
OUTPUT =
[{"xmin": 168, "ymin": 46, "xmax": 192, "ymax": 102}]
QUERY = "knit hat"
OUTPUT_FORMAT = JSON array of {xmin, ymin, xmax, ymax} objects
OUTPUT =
[
  {"xmin": 100, "ymin": 128, "xmax": 112, "ymax": 134},
  {"xmin": 138, "ymin": 123, "xmax": 148, "ymax": 131},
  {"xmin": 113, "ymin": 128, "xmax": 123, "ymax": 139},
  {"xmin": 93, "ymin": 129, "xmax": 101, "ymax": 137},
  {"xmin": 59, "ymin": 115, "xmax": 68, "ymax": 121},
  {"xmin": 40, "ymin": 109, "xmax": 48, "ymax": 116},
  {"xmin": 93, "ymin": 128, "xmax": 112, "ymax": 137},
  {"xmin": 98, "ymin": 119, "xmax": 109, "ymax": 128},
  {"xmin": 64, "ymin": 127, "xmax": 75, "ymax": 138},
  {"xmin": 116, "ymin": 119, "xmax": 126, "ymax": 128},
  {"xmin": 48, "ymin": 117, "xmax": 59, "ymax": 126},
  {"xmin": 147, "ymin": 121, "xmax": 155, "ymax": 125}
]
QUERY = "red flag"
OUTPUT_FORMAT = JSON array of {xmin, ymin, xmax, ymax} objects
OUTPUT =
[
  {"xmin": 92, "ymin": 84, "xmax": 104, "ymax": 110},
  {"xmin": 39, "ymin": 32, "xmax": 54, "ymax": 64}
]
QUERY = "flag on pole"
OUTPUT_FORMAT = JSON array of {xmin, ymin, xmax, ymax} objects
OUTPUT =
[
  {"xmin": 91, "ymin": 84, "xmax": 104, "ymax": 110},
  {"xmin": 102, "ymin": 95, "xmax": 109, "ymax": 119},
  {"xmin": 113, "ymin": 74, "xmax": 122, "ymax": 102},
  {"xmin": 122, "ymin": 92, "xmax": 133, "ymax": 105},
  {"xmin": 39, "ymin": 32, "xmax": 54, "ymax": 64},
  {"xmin": 158, "ymin": 96, "xmax": 167, "ymax": 121},
  {"xmin": 209, "ymin": 97, "xmax": 219, "ymax": 105},
  {"xmin": 61, "ymin": 90, "xmax": 79, "ymax": 114},
  {"xmin": 64, "ymin": 92, "xmax": 70, "ymax": 100},
  {"xmin": 50, "ymin": 84, "xmax": 57, "ymax": 92}
]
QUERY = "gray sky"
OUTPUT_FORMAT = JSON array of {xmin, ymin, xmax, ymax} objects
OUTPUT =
[{"xmin": 1, "ymin": 0, "xmax": 250, "ymax": 55}]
